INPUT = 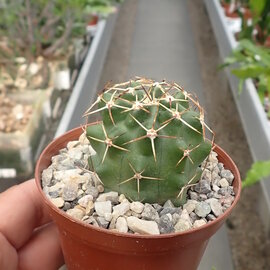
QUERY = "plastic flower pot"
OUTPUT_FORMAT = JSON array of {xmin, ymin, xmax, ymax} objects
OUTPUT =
[{"xmin": 35, "ymin": 126, "xmax": 241, "ymax": 270}]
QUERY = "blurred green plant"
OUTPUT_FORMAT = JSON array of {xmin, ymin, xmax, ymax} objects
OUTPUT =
[
  {"xmin": 221, "ymin": 39, "xmax": 270, "ymax": 103},
  {"xmin": 242, "ymin": 160, "xmax": 270, "ymax": 188},
  {"xmin": 237, "ymin": 0, "xmax": 270, "ymax": 44},
  {"xmin": 0, "ymin": 0, "xmax": 121, "ymax": 62}
]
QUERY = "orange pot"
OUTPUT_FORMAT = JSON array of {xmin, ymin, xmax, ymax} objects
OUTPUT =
[{"xmin": 35, "ymin": 126, "xmax": 241, "ymax": 270}]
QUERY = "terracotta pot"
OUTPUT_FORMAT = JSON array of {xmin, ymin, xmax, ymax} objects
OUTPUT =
[{"xmin": 35, "ymin": 126, "xmax": 241, "ymax": 270}]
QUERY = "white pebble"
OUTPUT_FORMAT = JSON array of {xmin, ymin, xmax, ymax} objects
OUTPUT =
[
  {"xmin": 127, "ymin": 216, "xmax": 160, "ymax": 235},
  {"xmin": 94, "ymin": 201, "xmax": 112, "ymax": 217},
  {"xmin": 115, "ymin": 217, "xmax": 128, "ymax": 233}
]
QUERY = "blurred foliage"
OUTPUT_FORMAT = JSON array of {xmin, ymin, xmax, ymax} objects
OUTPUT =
[
  {"xmin": 243, "ymin": 160, "xmax": 270, "ymax": 188},
  {"xmin": 221, "ymin": 39, "xmax": 270, "ymax": 102},
  {"xmin": 0, "ymin": 0, "xmax": 121, "ymax": 61},
  {"xmin": 238, "ymin": 0, "xmax": 270, "ymax": 44}
]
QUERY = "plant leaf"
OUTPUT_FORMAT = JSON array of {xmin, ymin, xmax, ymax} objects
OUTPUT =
[{"xmin": 243, "ymin": 160, "xmax": 270, "ymax": 188}]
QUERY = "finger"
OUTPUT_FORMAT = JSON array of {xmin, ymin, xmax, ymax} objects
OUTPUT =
[
  {"xmin": 0, "ymin": 232, "xmax": 18, "ymax": 270},
  {"xmin": 0, "ymin": 179, "xmax": 51, "ymax": 249},
  {"xmin": 18, "ymin": 223, "xmax": 64, "ymax": 270}
]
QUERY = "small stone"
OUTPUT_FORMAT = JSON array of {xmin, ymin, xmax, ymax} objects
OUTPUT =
[
  {"xmin": 85, "ymin": 216, "xmax": 99, "ymax": 227},
  {"xmin": 217, "ymin": 162, "xmax": 224, "ymax": 171},
  {"xmin": 53, "ymin": 169, "xmax": 81, "ymax": 181},
  {"xmin": 48, "ymin": 191, "xmax": 60, "ymax": 198},
  {"xmin": 189, "ymin": 212, "xmax": 200, "ymax": 223},
  {"xmin": 112, "ymin": 202, "xmax": 130, "ymax": 218},
  {"xmin": 66, "ymin": 208, "xmax": 85, "ymax": 220},
  {"xmin": 85, "ymin": 201, "xmax": 95, "ymax": 215},
  {"xmin": 49, "ymin": 182, "xmax": 64, "ymax": 193},
  {"xmin": 218, "ymin": 187, "xmax": 230, "ymax": 196},
  {"xmin": 195, "ymin": 180, "xmax": 211, "ymax": 194},
  {"xmin": 62, "ymin": 182, "xmax": 78, "ymax": 201},
  {"xmin": 63, "ymin": 202, "xmax": 71, "ymax": 211},
  {"xmin": 219, "ymin": 178, "xmax": 229, "ymax": 188},
  {"xmin": 163, "ymin": 200, "xmax": 174, "ymax": 208},
  {"xmin": 174, "ymin": 218, "xmax": 192, "ymax": 232},
  {"xmin": 127, "ymin": 216, "xmax": 160, "ymax": 235},
  {"xmin": 96, "ymin": 191, "xmax": 119, "ymax": 204},
  {"xmin": 199, "ymin": 194, "xmax": 207, "ymax": 201},
  {"xmin": 67, "ymin": 140, "xmax": 79, "ymax": 149},
  {"xmin": 104, "ymin": 212, "xmax": 112, "ymax": 222},
  {"xmin": 213, "ymin": 192, "xmax": 222, "ymax": 199},
  {"xmin": 141, "ymin": 203, "xmax": 159, "ymax": 221},
  {"xmin": 193, "ymin": 219, "xmax": 207, "ymax": 228},
  {"xmin": 96, "ymin": 216, "xmax": 109, "ymax": 228},
  {"xmin": 78, "ymin": 195, "xmax": 93, "ymax": 208},
  {"xmin": 97, "ymin": 185, "xmax": 104, "ymax": 193},
  {"xmin": 219, "ymin": 195, "xmax": 234, "ymax": 206},
  {"xmin": 220, "ymin": 169, "xmax": 234, "ymax": 184},
  {"xmin": 206, "ymin": 214, "xmax": 216, "ymax": 221},
  {"xmin": 130, "ymin": 201, "xmax": 144, "ymax": 214},
  {"xmin": 51, "ymin": 197, "xmax": 65, "ymax": 208},
  {"xmin": 183, "ymin": 200, "xmax": 198, "ymax": 214},
  {"xmin": 212, "ymin": 184, "xmax": 220, "ymax": 192},
  {"xmin": 159, "ymin": 207, "xmax": 181, "ymax": 216},
  {"xmin": 94, "ymin": 201, "xmax": 112, "ymax": 217},
  {"xmin": 201, "ymin": 169, "xmax": 211, "ymax": 181},
  {"xmin": 85, "ymin": 186, "xmax": 99, "ymax": 198},
  {"xmin": 180, "ymin": 209, "xmax": 192, "ymax": 226},
  {"xmin": 195, "ymin": 202, "xmax": 211, "ymax": 218},
  {"xmin": 207, "ymin": 198, "xmax": 223, "ymax": 217},
  {"xmin": 188, "ymin": 191, "xmax": 199, "ymax": 200},
  {"xmin": 158, "ymin": 214, "xmax": 174, "ymax": 234},
  {"xmin": 68, "ymin": 148, "xmax": 83, "ymax": 160},
  {"xmin": 115, "ymin": 217, "xmax": 128, "ymax": 233},
  {"xmin": 42, "ymin": 167, "xmax": 53, "ymax": 186},
  {"xmin": 172, "ymin": 213, "xmax": 181, "ymax": 225},
  {"xmin": 118, "ymin": 194, "xmax": 126, "ymax": 203},
  {"xmin": 79, "ymin": 132, "xmax": 89, "ymax": 145},
  {"xmin": 152, "ymin": 203, "xmax": 163, "ymax": 213}
]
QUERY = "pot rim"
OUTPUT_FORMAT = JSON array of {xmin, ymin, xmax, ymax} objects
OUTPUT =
[{"xmin": 35, "ymin": 125, "xmax": 241, "ymax": 240}]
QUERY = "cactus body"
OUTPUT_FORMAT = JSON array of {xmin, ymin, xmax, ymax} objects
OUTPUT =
[{"xmin": 85, "ymin": 78, "xmax": 213, "ymax": 205}]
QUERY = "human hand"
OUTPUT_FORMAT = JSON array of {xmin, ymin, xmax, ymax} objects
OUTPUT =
[{"xmin": 0, "ymin": 179, "xmax": 64, "ymax": 270}]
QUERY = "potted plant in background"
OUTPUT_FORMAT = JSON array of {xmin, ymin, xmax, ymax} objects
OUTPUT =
[
  {"xmin": 0, "ymin": 0, "xmax": 121, "ymax": 183},
  {"xmin": 35, "ymin": 78, "xmax": 241, "ymax": 270}
]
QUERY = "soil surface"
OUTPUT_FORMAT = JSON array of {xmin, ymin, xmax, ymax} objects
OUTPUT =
[{"xmin": 187, "ymin": 1, "xmax": 270, "ymax": 269}]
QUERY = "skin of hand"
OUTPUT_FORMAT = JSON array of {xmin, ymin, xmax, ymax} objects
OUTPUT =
[{"xmin": 0, "ymin": 179, "xmax": 64, "ymax": 270}]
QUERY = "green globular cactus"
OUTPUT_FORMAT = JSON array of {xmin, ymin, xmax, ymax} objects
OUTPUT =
[{"xmin": 85, "ymin": 78, "xmax": 214, "ymax": 206}]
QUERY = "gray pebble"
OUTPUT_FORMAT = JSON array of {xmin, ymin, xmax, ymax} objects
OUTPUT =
[
  {"xmin": 195, "ymin": 180, "xmax": 211, "ymax": 194},
  {"xmin": 152, "ymin": 203, "xmax": 163, "ymax": 213},
  {"xmin": 206, "ymin": 214, "xmax": 216, "ymax": 221},
  {"xmin": 96, "ymin": 216, "xmax": 109, "ymax": 228},
  {"xmin": 195, "ymin": 202, "xmax": 211, "ymax": 218},
  {"xmin": 207, "ymin": 198, "xmax": 223, "ymax": 217},
  {"xmin": 85, "ymin": 186, "xmax": 99, "ymax": 198},
  {"xmin": 163, "ymin": 200, "xmax": 175, "ymax": 208},
  {"xmin": 48, "ymin": 191, "xmax": 60, "ymax": 198},
  {"xmin": 159, "ymin": 207, "xmax": 181, "ymax": 216},
  {"xmin": 158, "ymin": 214, "xmax": 174, "ymax": 234},
  {"xmin": 141, "ymin": 203, "xmax": 159, "ymax": 221},
  {"xmin": 189, "ymin": 212, "xmax": 200, "ymax": 223},
  {"xmin": 188, "ymin": 191, "xmax": 199, "ymax": 201},
  {"xmin": 220, "ymin": 169, "xmax": 234, "ymax": 184},
  {"xmin": 62, "ymin": 183, "xmax": 78, "ymax": 201},
  {"xmin": 63, "ymin": 202, "xmax": 71, "ymax": 211},
  {"xmin": 42, "ymin": 167, "xmax": 53, "ymax": 186}
]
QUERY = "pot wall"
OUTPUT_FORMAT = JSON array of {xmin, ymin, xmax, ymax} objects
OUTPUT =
[{"xmin": 35, "ymin": 127, "xmax": 241, "ymax": 270}]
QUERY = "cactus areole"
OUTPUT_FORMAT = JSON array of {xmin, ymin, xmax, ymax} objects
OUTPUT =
[{"xmin": 85, "ymin": 78, "xmax": 214, "ymax": 206}]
